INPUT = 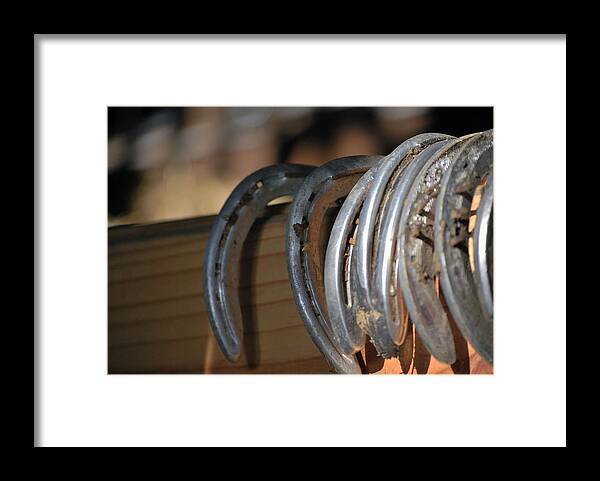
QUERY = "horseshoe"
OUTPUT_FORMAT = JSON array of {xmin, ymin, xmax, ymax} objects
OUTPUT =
[
  {"xmin": 204, "ymin": 163, "xmax": 314, "ymax": 362},
  {"xmin": 353, "ymin": 133, "xmax": 454, "ymax": 358},
  {"xmin": 434, "ymin": 130, "xmax": 494, "ymax": 364},
  {"xmin": 286, "ymin": 155, "xmax": 382, "ymax": 373},
  {"xmin": 474, "ymin": 170, "xmax": 493, "ymax": 320},
  {"xmin": 394, "ymin": 135, "xmax": 477, "ymax": 364},
  {"xmin": 323, "ymin": 162, "xmax": 383, "ymax": 355},
  {"xmin": 371, "ymin": 138, "xmax": 457, "ymax": 361}
]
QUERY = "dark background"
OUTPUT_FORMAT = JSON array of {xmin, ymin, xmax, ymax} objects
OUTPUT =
[{"xmin": 108, "ymin": 107, "xmax": 492, "ymax": 225}]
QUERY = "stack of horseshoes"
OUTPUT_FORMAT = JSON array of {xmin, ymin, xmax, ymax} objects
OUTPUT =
[{"xmin": 204, "ymin": 130, "xmax": 493, "ymax": 373}]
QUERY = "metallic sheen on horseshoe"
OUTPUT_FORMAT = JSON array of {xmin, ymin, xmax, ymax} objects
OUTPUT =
[
  {"xmin": 474, "ymin": 170, "xmax": 493, "ymax": 321},
  {"xmin": 324, "ymin": 163, "xmax": 383, "ymax": 355},
  {"xmin": 354, "ymin": 133, "xmax": 454, "ymax": 358},
  {"xmin": 394, "ymin": 136, "xmax": 475, "ymax": 364},
  {"xmin": 434, "ymin": 130, "xmax": 494, "ymax": 364},
  {"xmin": 204, "ymin": 163, "xmax": 314, "ymax": 362},
  {"xmin": 287, "ymin": 155, "xmax": 381, "ymax": 374},
  {"xmin": 372, "ymin": 139, "xmax": 456, "ymax": 361}
]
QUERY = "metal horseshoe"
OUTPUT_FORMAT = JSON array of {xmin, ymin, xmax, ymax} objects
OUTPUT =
[
  {"xmin": 372, "ymin": 138, "xmax": 457, "ymax": 362},
  {"xmin": 393, "ymin": 135, "xmax": 477, "ymax": 364},
  {"xmin": 434, "ymin": 130, "xmax": 494, "ymax": 364},
  {"xmin": 204, "ymin": 163, "xmax": 314, "ymax": 362},
  {"xmin": 286, "ymin": 155, "xmax": 382, "ymax": 374},
  {"xmin": 353, "ymin": 133, "xmax": 454, "ymax": 358},
  {"xmin": 323, "ymin": 163, "xmax": 382, "ymax": 355},
  {"xmin": 473, "ymin": 170, "xmax": 493, "ymax": 321}
]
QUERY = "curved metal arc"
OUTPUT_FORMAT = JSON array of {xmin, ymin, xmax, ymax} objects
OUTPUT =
[
  {"xmin": 204, "ymin": 163, "xmax": 314, "ymax": 362},
  {"xmin": 287, "ymin": 155, "xmax": 382, "ymax": 373},
  {"xmin": 434, "ymin": 129, "xmax": 494, "ymax": 364},
  {"xmin": 353, "ymin": 134, "xmax": 454, "ymax": 315},
  {"xmin": 352, "ymin": 133, "xmax": 454, "ymax": 358},
  {"xmin": 474, "ymin": 170, "xmax": 493, "ymax": 320},
  {"xmin": 324, "ymin": 164, "xmax": 382, "ymax": 355},
  {"xmin": 395, "ymin": 136, "xmax": 476, "ymax": 364},
  {"xmin": 370, "ymin": 139, "xmax": 455, "ymax": 360}
]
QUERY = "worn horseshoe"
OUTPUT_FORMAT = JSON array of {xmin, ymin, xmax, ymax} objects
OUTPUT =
[
  {"xmin": 204, "ymin": 163, "xmax": 314, "ymax": 362},
  {"xmin": 372, "ymin": 138, "xmax": 457, "ymax": 362},
  {"xmin": 474, "ymin": 170, "xmax": 493, "ymax": 320},
  {"xmin": 287, "ymin": 155, "xmax": 382, "ymax": 374},
  {"xmin": 434, "ymin": 130, "xmax": 494, "ymax": 364},
  {"xmin": 353, "ymin": 133, "xmax": 454, "ymax": 358},
  {"xmin": 324, "ymin": 163, "xmax": 383, "ymax": 355},
  {"xmin": 394, "ymin": 136, "xmax": 476, "ymax": 364}
]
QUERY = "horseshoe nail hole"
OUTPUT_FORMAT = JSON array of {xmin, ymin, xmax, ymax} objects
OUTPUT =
[{"xmin": 267, "ymin": 195, "xmax": 293, "ymax": 206}]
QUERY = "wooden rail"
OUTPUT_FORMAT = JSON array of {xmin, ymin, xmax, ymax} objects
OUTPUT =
[{"xmin": 108, "ymin": 205, "xmax": 492, "ymax": 374}]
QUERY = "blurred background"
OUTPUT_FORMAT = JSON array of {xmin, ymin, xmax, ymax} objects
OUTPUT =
[{"xmin": 108, "ymin": 107, "xmax": 493, "ymax": 226}]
